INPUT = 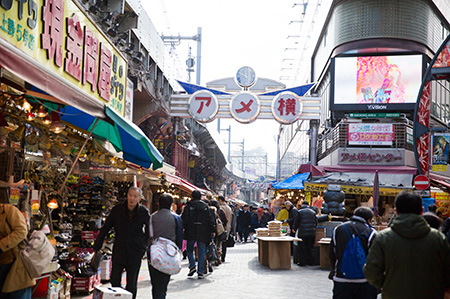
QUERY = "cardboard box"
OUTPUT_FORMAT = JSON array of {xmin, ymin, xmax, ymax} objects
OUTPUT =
[{"xmin": 93, "ymin": 286, "xmax": 132, "ymax": 299}]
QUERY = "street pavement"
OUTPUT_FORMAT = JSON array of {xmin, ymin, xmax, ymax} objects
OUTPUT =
[{"xmin": 72, "ymin": 241, "xmax": 334, "ymax": 299}]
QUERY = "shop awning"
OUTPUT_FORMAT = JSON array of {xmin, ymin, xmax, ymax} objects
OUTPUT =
[
  {"xmin": 165, "ymin": 174, "xmax": 208, "ymax": 194},
  {"xmin": 60, "ymin": 105, "xmax": 163, "ymax": 170},
  {"xmin": 0, "ymin": 38, "xmax": 105, "ymax": 119},
  {"xmin": 430, "ymin": 173, "xmax": 450, "ymax": 193},
  {"xmin": 272, "ymin": 172, "xmax": 310, "ymax": 190}
]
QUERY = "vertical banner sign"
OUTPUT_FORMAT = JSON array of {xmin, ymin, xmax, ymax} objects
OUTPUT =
[
  {"xmin": 432, "ymin": 133, "xmax": 450, "ymax": 171},
  {"xmin": 347, "ymin": 123, "xmax": 394, "ymax": 145},
  {"xmin": 0, "ymin": 0, "xmax": 128, "ymax": 116},
  {"xmin": 31, "ymin": 189, "xmax": 40, "ymax": 215}
]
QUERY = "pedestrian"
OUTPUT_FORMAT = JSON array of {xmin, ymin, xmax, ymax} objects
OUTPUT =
[
  {"xmin": 148, "ymin": 193, "xmax": 183, "ymax": 299},
  {"xmin": 0, "ymin": 203, "xmax": 34, "ymax": 298},
  {"xmin": 238, "ymin": 204, "xmax": 252, "ymax": 243},
  {"xmin": 293, "ymin": 201, "xmax": 318, "ymax": 266},
  {"xmin": 329, "ymin": 207, "xmax": 378, "ymax": 299},
  {"xmin": 93, "ymin": 187, "xmax": 150, "ymax": 299},
  {"xmin": 250, "ymin": 206, "xmax": 259, "ymax": 241},
  {"xmin": 218, "ymin": 196, "xmax": 232, "ymax": 262},
  {"xmin": 364, "ymin": 191, "xmax": 450, "ymax": 299},
  {"xmin": 276, "ymin": 204, "xmax": 289, "ymax": 228},
  {"xmin": 236, "ymin": 204, "xmax": 243, "ymax": 242},
  {"xmin": 181, "ymin": 190, "xmax": 215, "ymax": 279},
  {"xmin": 259, "ymin": 207, "xmax": 274, "ymax": 228},
  {"xmin": 284, "ymin": 201, "xmax": 298, "ymax": 236}
]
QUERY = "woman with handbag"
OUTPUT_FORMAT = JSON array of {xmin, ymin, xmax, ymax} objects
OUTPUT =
[
  {"xmin": 0, "ymin": 203, "xmax": 35, "ymax": 298},
  {"xmin": 148, "ymin": 193, "xmax": 183, "ymax": 299}
]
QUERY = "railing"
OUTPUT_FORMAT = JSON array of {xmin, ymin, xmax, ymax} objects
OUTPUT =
[{"xmin": 317, "ymin": 122, "xmax": 414, "ymax": 161}]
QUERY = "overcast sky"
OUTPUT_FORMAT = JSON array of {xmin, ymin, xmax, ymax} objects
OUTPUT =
[{"xmin": 142, "ymin": 0, "xmax": 310, "ymax": 173}]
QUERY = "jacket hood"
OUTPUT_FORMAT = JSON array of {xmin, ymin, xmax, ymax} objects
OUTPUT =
[
  {"xmin": 391, "ymin": 213, "xmax": 430, "ymax": 239},
  {"xmin": 189, "ymin": 199, "xmax": 208, "ymax": 210}
]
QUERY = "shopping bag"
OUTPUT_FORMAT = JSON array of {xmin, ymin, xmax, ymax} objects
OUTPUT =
[
  {"xmin": 226, "ymin": 236, "xmax": 235, "ymax": 248},
  {"xmin": 206, "ymin": 242, "xmax": 219, "ymax": 262},
  {"xmin": 90, "ymin": 250, "xmax": 102, "ymax": 272},
  {"xmin": 21, "ymin": 230, "xmax": 55, "ymax": 278},
  {"xmin": 150, "ymin": 237, "xmax": 182, "ymax": 275}
]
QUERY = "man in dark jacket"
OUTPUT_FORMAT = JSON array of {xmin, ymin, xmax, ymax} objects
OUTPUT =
[
  {"xmin": 181, "ymin": 190, "xmax": 215, "ymax": 279},
  {"xmin": 238, "ymin": 204, "xmax": 252, "ymax": 243},
  {"xmin": 284, "ymin": 201, "xmax": 298, "ymax": 236},
  {"xmin": 148, "ymin": 193, "xmax": 183, "ymax": 299},
  {"xmin": 293, "ymin": 201, "xmax": 318, "ymax": 266},
  {"xmin": 364, "ymin": 191, "xmax": 450, "ymax": 299},
  {"xmin": 329, "ymin": 207, "xmax": 377, "ymax": 299},
  {"xmin": 93, "ymin": 187, "xmax": 149, "ymax": 299}
]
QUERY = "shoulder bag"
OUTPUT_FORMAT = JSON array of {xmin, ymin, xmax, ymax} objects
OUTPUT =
[{"xmin": 149, "ymin": 215, "xmax": 182, "ymax": 275}]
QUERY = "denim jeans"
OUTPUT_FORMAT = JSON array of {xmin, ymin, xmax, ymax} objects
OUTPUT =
[
  {"xmin": 0, "ymin": 261, "xmax": 31, "ymax": 299},
  {"xmin": 186, "ymin": 240, "xmax": 206, "ymax": 274}
]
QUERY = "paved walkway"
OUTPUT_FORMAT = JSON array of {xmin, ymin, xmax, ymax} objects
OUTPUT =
[{"xmin": 72, "ymin": 241, "xmax": 333, "ymax": 298}]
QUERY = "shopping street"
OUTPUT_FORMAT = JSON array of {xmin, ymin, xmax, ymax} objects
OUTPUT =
[{"xmin": 72, "ymin": 241, "xmax": 333, "ymax": 299}]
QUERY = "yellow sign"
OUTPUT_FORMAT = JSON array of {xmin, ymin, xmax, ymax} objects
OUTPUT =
[
  {"xmin": 0, "ymin": 0, "xmax": 127, "ymax": 115},
  {"xmin": 303, "ymin": 182, "xmax": 411, "ymax": 196},
  {"xmin": 9, "ymin": 188, "xmax": 20, "ymax": 205}
]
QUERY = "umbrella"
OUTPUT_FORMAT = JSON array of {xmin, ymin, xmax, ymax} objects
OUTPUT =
[
  {"xmin": 373, "ymin": 170, "xmax": 380, "ymax": 217},
  {"xmin": 60, "ymin": 105, "xmax": 163, "ymax": 170}
]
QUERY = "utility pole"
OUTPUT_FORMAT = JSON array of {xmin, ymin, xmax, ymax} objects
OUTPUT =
[
  {"xmin": 219, "ymin": 125, "xmax": 231, "ymax": 162},
  {"xmin": 161, "ymin": 27, "xmax": 202, "ymax": 85},
  {"xmin": 241, "ymin": 139, "xmax": 245, "ymax": 172}
]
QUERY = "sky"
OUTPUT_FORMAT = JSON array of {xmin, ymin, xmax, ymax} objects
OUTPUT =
[{"xmin": 142, "ymin": 0, "xmax": 312, "ymax": 174}]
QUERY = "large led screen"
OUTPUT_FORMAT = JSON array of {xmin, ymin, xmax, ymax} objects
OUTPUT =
[{"xmin": 333, "ymin": 55, "xmax": 422, "ymax": 107}]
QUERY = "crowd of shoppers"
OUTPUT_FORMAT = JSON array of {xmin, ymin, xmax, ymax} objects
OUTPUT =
[{"xmin": 72, "ymin": 187, "xmax": 450, "ymax": 298}]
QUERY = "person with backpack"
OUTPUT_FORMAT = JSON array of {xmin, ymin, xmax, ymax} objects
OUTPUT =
[
  {"xmin": 329, "ymin": 206, "xmax": 378, "ymax": 299},
  {"xmin": 364, "ymin": 191, "xmax": 450, "ymax": 299},
  {"xmin": 181, "ymin": 190, "xmax": 215, "ymax": 279}
]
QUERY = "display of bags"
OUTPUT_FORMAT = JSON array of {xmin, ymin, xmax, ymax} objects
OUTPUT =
[
  {"xmin": 21, "ymin": 230, "xmax": 55, "ymax": 278},
  {"xmin": 149, "ymin": 215, "xmax": 182, "ymax": 275}
]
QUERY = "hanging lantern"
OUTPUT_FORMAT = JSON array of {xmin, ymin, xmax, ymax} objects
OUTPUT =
[
  {"xmin": 49, "ymin": 111, "xmax": 65, "ymax": 134},
  {"xmin": 36, "ymin": 105, "xmax": 48, "ymax": 118},
  {"xmin": 47, "ymin": 198, "xmax": 59, "ymax": 209}
]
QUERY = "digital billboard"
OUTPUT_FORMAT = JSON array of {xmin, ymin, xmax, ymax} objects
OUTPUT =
[{"xmin": 332, "ymin": 55, "xmax": 423, "ymax": 111}]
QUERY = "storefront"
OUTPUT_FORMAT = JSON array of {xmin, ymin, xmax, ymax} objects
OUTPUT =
[{"xmin": 0, "ymin": 0, "xmax": 163, "ymax": 296}]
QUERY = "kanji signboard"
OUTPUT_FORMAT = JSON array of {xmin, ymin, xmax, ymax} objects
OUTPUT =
[
  {"xmin": 229, "ymin": 91, "xmax": 261, "ymax": 123},
  {"xmin": 188, "ymin": 90, "xmax": 219, "ymax": 122},
  {"xmin": 271, "ymin": 91, "xmax": 303, "ymax": 124},
  {"xmin": 0, "ymin": 0, "xmax": 127, "ymax": 115}
]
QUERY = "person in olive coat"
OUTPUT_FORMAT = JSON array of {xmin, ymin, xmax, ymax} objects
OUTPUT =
[{"xmin": 94, "ymin": 187, "xmax": 150, "ymax": 299}]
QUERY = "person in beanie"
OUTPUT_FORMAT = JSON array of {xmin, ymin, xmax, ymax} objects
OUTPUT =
[
  {"xmin": 364, "ymin": 191, "xmax": 450, "ymax": 299},
  {"xmin": 329, "ymin": 207, "xmax": 378, "ymax": 299},
  {"xmin": 181, "ymin": 190, "xmax": 215, "ymax": 279}
]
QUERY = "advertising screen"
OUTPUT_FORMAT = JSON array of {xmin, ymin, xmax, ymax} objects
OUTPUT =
[{"xmin": 333, "ymin": 55, "xmax": 423, "ymax": 110}]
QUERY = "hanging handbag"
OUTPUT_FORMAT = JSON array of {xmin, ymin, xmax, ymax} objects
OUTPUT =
[
  {"xmin": 226, "ymin": 236, "xmax": 235, "ymax": 248},
  {"xmin": 149, "ymin": 215, "xmax": 182, "ymax": 275},
  {"xmin": 206, "ymin": 241, "xmax": 219, "ymax": 262},
  {"xmin": 20, "ymin": 230, "xmax": 55, "ymax": 278}
]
